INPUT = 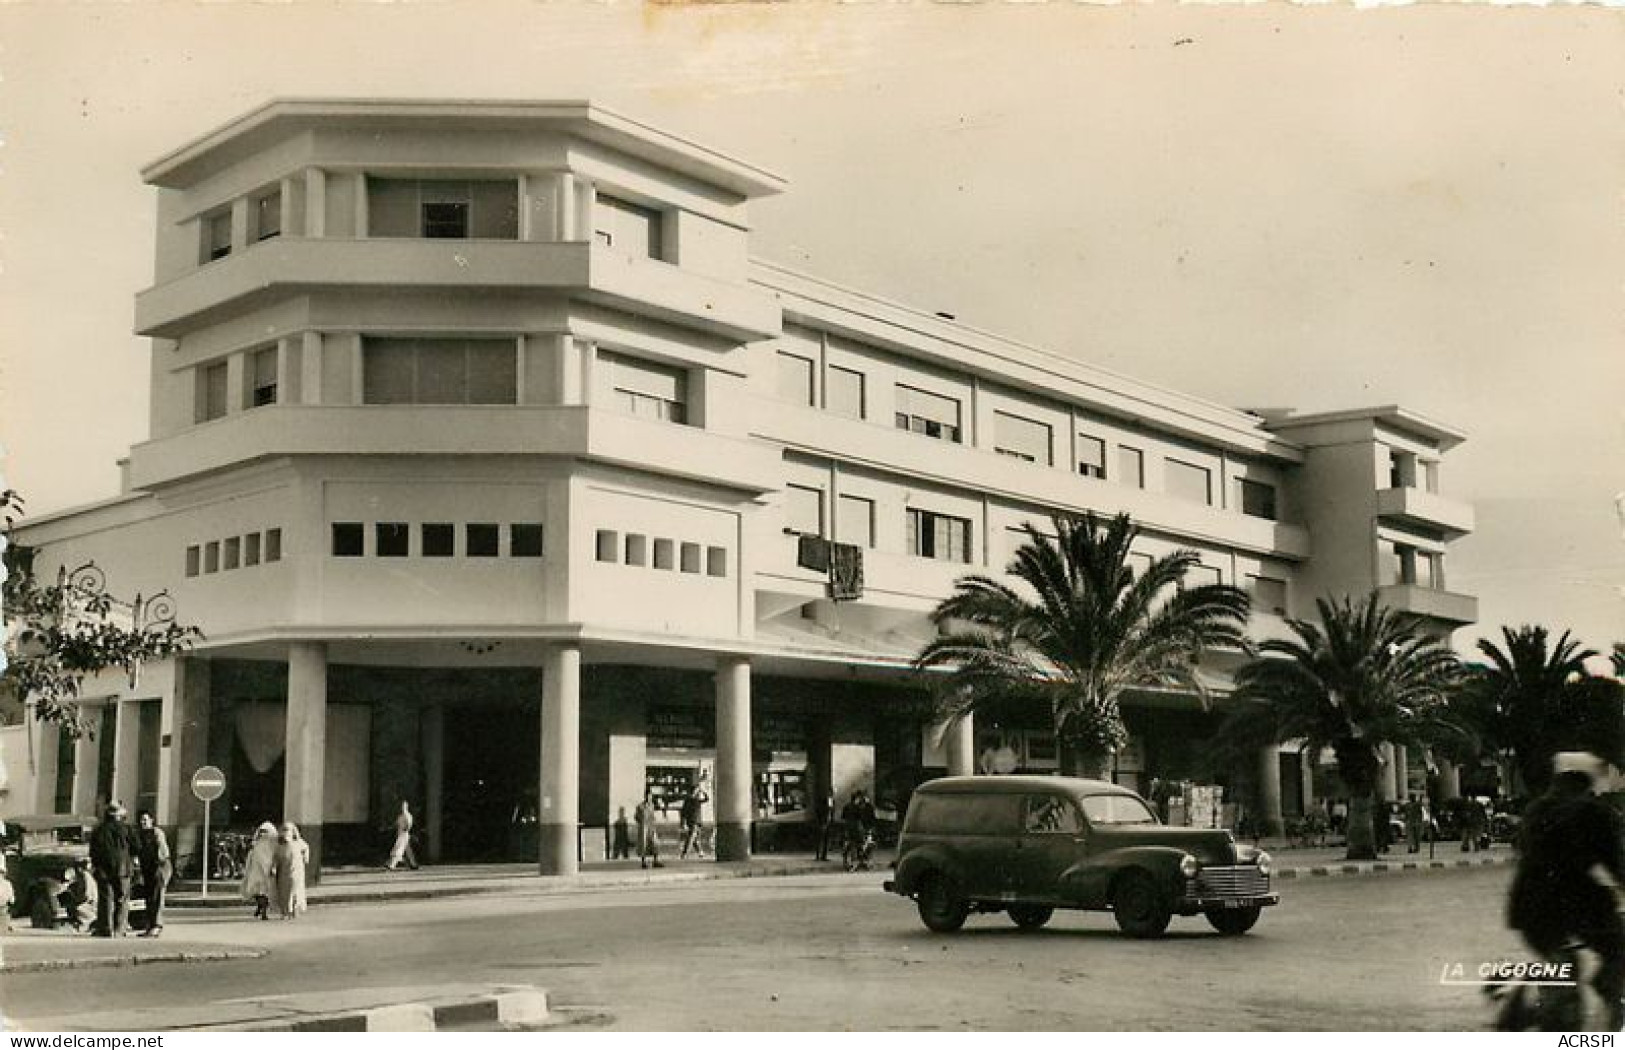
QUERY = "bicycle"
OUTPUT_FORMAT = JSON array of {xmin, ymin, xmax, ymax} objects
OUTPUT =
[{"xmin": 210, "ymin": 830, "xmax": 254, "ymax": 881}]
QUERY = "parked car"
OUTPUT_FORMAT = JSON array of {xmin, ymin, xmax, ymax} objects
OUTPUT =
[
  {"xmin": 4, "ymin": 814, "xmax": 94, "ymax": 926},
  {"xmin": 883, "ymin": 775, "xmax": 1279, "ymax": 938}
]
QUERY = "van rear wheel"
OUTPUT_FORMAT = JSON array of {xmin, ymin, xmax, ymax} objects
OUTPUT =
[
  {"xmin": 916, "ymin": 875, "xmax": 969, "ymax": 933},
  {"xmin": 1008, "ymin": 904, "xmax": 1054, "ymax": 930},
  {"xmin": 1112, "ymin": 873, "xmax": 1172, "ymax": 938}
]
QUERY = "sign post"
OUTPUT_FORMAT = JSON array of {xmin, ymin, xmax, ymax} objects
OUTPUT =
[{"xmin": 191, "ymin": 765, "xmax": 226, "ymax": 899}]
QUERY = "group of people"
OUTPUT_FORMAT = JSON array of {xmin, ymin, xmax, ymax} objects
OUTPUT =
[
  {"xmin": 239, "ymin": 821, "xmax": 310, "ymax": 920},
  {"xmin": 813, "ymin": 789, "xmax": 877, "ymax": 862},
  {"xmin": 612, "ymin": 784, "xmax": 711, "ymax": 868},
  {"xmin": 74, "ymin": 803, "xmax": 172, "ymax": 938}
]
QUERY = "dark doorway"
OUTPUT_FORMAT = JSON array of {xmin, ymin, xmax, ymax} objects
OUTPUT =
[
  {"xmin": 229, "ymin": 736, "xmax": 285, "ymax": 830},
  {"xmin": 441, "ymin": 702, "xmax": 538, "ymax": 862}
]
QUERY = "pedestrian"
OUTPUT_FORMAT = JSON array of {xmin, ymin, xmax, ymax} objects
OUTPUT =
[
  {"xmin": 634, "ymin": 791, "xmax": 664, "ymax": 869},
  {"xmin": 88, "ymin": 802, "xmax": 138, "ymax": 937},
  {"xmin": 814, "ymin": 789, "xmax": 834, "ymax": 862},
  {"xmin": 241, "ymin": 821, "xmax": 280, "ymax": 920},
  {"xmin": 1404, "ymin": 794, "xmax": 1425, "ymax": 854},
  {"xmin": 840, "ymin": 789, "xmax": 877, "ymax": 865},
  {"xmin": 275, "ymin": 822, "xmax": 309, "ymax": 919},
  {"xmin": 1462, "ymin": 796, "xmax": 1485, "ymax": 853},
  {"xmin": 134, "ymin": 809, "xmax": 172, "ymax": 937},
  {"xmin": 611, "ymin": 806, "xmax": 633, "ymax": 860},
  {"xmin": 678, "ymin": 783, "xmax": 708, "ymax": 860},
  {"xmin": 1507, "ymin": 752, "xmax": 1625, "ymax": 1031},
  {"xmin": 386, "ymin": 800, "xmax": 419, "ymax": 871},
  {"xmin": 1331, "ymin": 798, "xmax": 1348, "ymax": 838}
]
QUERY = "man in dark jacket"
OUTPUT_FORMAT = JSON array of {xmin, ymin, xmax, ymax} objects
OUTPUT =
[
  {"xmin": 1507, "ymin": 752, "xmax": 1625, "ymax": 1031},
  {"xmin": 89, "ymin": 802, "xmax": 138, "ymax": 937}
]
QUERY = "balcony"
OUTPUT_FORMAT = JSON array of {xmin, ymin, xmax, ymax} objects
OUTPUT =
[
  {"xmin": 134, "ymin": 238, "xmax": 781, "ymax": 342},
  {"xmin": 1376, "ymin": 583, "xmax": 1478, "ymax": 627},
  {"xmin": 1375, "ymin": 487, "xmax": 1474, "ymax": 539},
  {"xmin": 124, "ymin": 405, "xmax": 784, "ymax": 494}
]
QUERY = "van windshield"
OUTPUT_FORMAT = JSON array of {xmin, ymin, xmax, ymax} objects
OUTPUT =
[{"xmin": 1079, "ymin": 794, "xmax": 1158, "ymax": 825}]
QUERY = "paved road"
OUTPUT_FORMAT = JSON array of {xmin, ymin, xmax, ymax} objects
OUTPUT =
[{"xmin": 1, "ymin": 867, "xmax": 1537, "ymax": 1030}]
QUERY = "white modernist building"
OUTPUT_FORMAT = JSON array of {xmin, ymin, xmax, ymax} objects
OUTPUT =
[{"xmin": 14, "ymin": 100, "xmax": 1478, "ymax": 875}]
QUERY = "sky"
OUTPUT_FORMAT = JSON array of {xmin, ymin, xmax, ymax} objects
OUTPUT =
[{"xmin": 0, "ymin": 1, "xmax": 1620, "ymax": 657}]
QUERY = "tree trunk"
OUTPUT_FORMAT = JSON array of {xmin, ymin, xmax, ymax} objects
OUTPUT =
[
  {"xmin": 1058, "ymin": 738, "xmax": 1111, "ymax": 780},
  {"xmin": 1345, "ymin": 794, "xmax": 1378, "ymax": 861}
]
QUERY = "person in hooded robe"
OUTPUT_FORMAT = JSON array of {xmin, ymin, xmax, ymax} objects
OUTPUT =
[
  {"xmin": 274, "ymin": 822, "xmax": 309, "ymax": 919},
  {"xmin": 240, "ymin": 822, "xmax": 280, "ymax": 920}
]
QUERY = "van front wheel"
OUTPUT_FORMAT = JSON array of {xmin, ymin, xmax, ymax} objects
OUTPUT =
[
  {"xmin": 1204, "ymin": 905, "xmax": 1261, "ymax": 936},
  {"xmin": 1112, "ymin": 873, "xmax": 1172, "ymax": 938},
  {"xmin": 916, "ymin": 875, "xmax": 969, "ymax": 933}
]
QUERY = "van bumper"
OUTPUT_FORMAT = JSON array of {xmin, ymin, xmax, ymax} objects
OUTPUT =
[{"xmin": 1176, "ymin": 893, "xmax": 1280, "ymax": 914}]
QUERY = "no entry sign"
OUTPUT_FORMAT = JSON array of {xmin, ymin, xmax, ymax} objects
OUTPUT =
[{"xmin": 191, "ymin": 765, "xmax": 226, "ymax": 802}]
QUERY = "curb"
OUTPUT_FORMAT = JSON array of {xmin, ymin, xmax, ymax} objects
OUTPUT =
[
  {"xmin": 1273, "ymin": 854, "xmax": 1512, "ymax": 880},
  {"xmin": 229, "ymin": 987, "xmax": 549, "ymax": 1033},
  {"xmin": 0, "ymin": 949, "xmax": 268, "ymax": 974}
]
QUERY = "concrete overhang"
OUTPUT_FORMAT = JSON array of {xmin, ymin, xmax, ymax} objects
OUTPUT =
[
  {"xmin": 1264, "ymin": 405, "xmax": 1466, "ymax": 453},
  {"xmin": 142, "ymin": 98, "xmax": 788, "ymax": 200}
]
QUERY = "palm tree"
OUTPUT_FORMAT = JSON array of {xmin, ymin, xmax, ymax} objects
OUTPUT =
[
  {"xmin": 913, "ymin": 512, "xmax": 1251, "ymax": 778},
  {"xmin": 1611, "ymin": 642, "xmax": 1624, "ymax": 679},
  {"xmin": 1465, "ymin": 625, "xmax": 1597, "ymax": 796},
  {"xmin": 1229, "ymin": 594, "xmax": 1463, "ymax": 860}
]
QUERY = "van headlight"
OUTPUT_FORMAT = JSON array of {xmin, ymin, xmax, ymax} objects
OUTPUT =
[
  {"xmin": 1256, "ymin": 851, "xmax": 1272, "ymax": 877},
  {"xmin": 1179, "ymin": 853, "xmax": 1199, "ymax": 878}
]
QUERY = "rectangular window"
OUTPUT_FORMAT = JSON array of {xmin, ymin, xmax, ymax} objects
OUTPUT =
[
  {"xmin": 264, "ymin": 528, "xmax": 282, "ymax": 562},
  {"xmin": 680, "ymin": 542, "xmax": 702, "ymax": 574},
  {"xmin": 993, "ymin": 411, "xmax": 1053, "ymax": 465},
  {"xmin": 467, "ymin": 524, "xmax": 499, "ymax": 558},
  {"xmin": 1077, "ymin": 434, "xmax": 1107, "ymax": 479},
  {"xmin": 1128, "ymin": 551, "xmax": 1154, "ymax": 579},
  {"xmin": 786, "ymin": 485, "xmax": 824, "ymax": 537},
  {"xmin": 254, "ymin": 191, "xmax": 281, "ymax": 241},
  {"xmin": 332, "ymin": 523, "xmax": 364, "ymax": 557},
  {"xmin": 1185, "ymin": 564, "xmax": 1222, "ymax": 589},
  {"xmin": 223, "ymin": 536, "xmax": 241, "ymax": 571},
  {"xmin": 776, "ymin": 352, "xmax": 815, "ymax": 407},
  {"xmin": 1165, "ymin": 459, "xmax": 1212, "ymax": 505},
  {"xmin": 244, "ymin": 533, "xmax": 261, "ymax": 566},
  {"xmin": 826, "ymin": 365, "xmax": 865, "ymax": 420},
  {"xmin": 602, "ymin": 352, "xmax": 688, "ymax": 424},
  {"xmin": 367, "ymin": 178, "xmax": 519, "ymax": 240},
  {"xmin": 1248, "ymin": 575, "xmax": 1288, "ymax": 616},
  {"xmin": 198, "ymin": 362, "xmax": 229, "ymax": 422},
  {"xmin": 250, "ymin": 347, "xmax": 278, "ymax": 408},
  {"xmin": 1118, "ymin": 446, "xmax": 1145, "ymax": 489},
  {"xmin": 510, "ymin": 524, "xmax": 543, "ymax": 558},
  {"xmin": 595, "ymin": 530, "xmax": 620, "ymax": 563},
  {"xmin": 376, "ymin": 523, "xmax": 409, "ymax": 557},
  {"xmin": 1416, "ymin": 551, "xmax": 1439, "ymax": 589},
  {"xmin": 706, "ymin": 546, "xmax": 728, "ymax": 577},
  {"xmin": 906, "ymin": 508, "xmax": 972, "ymax": 564},
  {"xmin": 835, "ymin": 494, "xmax": 875, "ymax": 549},
  {"xmin": 624, "ymin": 534, "xmax": 648, "ymax": 567},
  {"xmin": 204, "ymin": 541, "xmax": 220, "ymax": 573},
  {"xmin": 203, "ymin": 211, "xmax": 232, "ymax": 262},
  {"xmin": 422, "ymin": 523, "xmax": 455, "ymax": 558},
  {"xmin": 894, "ymin": 384, "xmax": 962, "ymax": 443},
  {"xmin": 185, "ymin": 546, "xmax": 200, "ymax": 578},
  {"xmin": 594, "ymin": 194, "xmax": 664, "ymax": 260},
  {"xmin": 1237, "ymin": 478, "xmax": 1278, "ymax": 521},
  {"xmin": 362, "ymin": 338, "xmax": 517, "ymax": 405},
  {"xmin": 653, "ymin": 538, "xmax": 675, "ymax": 571}
]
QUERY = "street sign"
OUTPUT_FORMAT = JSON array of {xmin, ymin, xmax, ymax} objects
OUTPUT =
[{"xmin": 191, "ymin": 765, "xmax": 226, "ymax": 802}]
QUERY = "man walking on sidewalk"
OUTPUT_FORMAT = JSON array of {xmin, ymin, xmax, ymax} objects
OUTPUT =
[{"xmin": 89, "ymin": 803, "xmax": 138, "ymax": 937}]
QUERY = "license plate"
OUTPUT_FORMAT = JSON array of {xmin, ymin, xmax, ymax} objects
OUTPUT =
[{"xmin": 1223, "ymin": 899, "xmax": 1250, "ymax": 909}]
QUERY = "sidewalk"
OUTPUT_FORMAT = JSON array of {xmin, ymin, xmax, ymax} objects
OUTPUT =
[{"xmin": 1, "ymin": 842, "xmax": 1514, "ymax": 975}]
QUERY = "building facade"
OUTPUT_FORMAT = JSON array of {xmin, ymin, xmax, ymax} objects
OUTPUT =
[{"xmin": 14, "ymin": 100, "xmax": 1477, "ymax": 875}]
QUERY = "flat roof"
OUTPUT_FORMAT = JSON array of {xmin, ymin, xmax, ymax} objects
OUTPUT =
[
  {"xmin": 1263, "ymin": 405, "xmax": 1467, "ymax": 451},
  {"xmin": 916, "ymin": 775, "xmax": 1136, "ymax": 796},
  {"xmin": 142, "ymin": 98, "xmax": 788, "ymax": 198}
]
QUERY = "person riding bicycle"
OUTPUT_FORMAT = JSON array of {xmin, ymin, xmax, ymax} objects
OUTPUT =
[
  {"xmin": 1507, "ymin": 751, "xmax": 1625, "ymax": 1031},
  {"xmin": 841, "ymin": 789, "xmax": 878, "ymax": 866}
]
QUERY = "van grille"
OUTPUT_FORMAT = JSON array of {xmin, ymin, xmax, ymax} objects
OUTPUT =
[{"xmin": 1197, "ymin": 865, "xmax": 1269, "ymax": 898}]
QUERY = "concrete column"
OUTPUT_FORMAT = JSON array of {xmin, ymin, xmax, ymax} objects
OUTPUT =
[
  {"xmin": 284, "ymin": 642, "xmax": 328, "ymax": 881},
  {"xmin": 299, "ymin": 332, "xmax": 323, "ymax": 405},
  {"xmin": 539, "ymin": 645, "xmax": 581, "ymax": 875},
  {"xmin": 423, "ymin": 703, "xmax": 445, "ymax": 864},
  {"xmin": 571, "ymin": 176, "xmax": 596, "ymax": 243},
  {"xmin": 1394, "ymin": 746, "xmax": 1411, "ymax": 800},
  {"xmin": 31, "ymin": 711, "xmax": 62, "ymax": 813},
  {"xmin": 111, "ymin": 700, "xmax": 143, "ymax": 811},
  {"xmin": 304, "ymin": 169, "xmax": 326, "ymax": 238},
  {"xmin": 1299, "ymin": 751, "xmax": 1316, "ymax": 813},
  {"xmin": 1377, "ymin": 742, "xmax": 1399, "ymax": 802},
  {"xmin": 71, "ymin": 706, "xmax": 103, "ymax": 814},
  {"xmin": 1437, "ymin": 759, "xmax": 1462, "ymax": 801},
  {"xmin": 157, "ymin": 657, "xmax": 211, "ymax": 828},
  {"xmin": 1257, "ymin": 745, "xmax": 1284, "ymax": 837},
  {"xmin": 714, "ymin": 656, "xmax": 753, "ymax": 862},
  {"xmin": 943, "ymin": 714, "xmax": 975, "ymax": 777}
]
